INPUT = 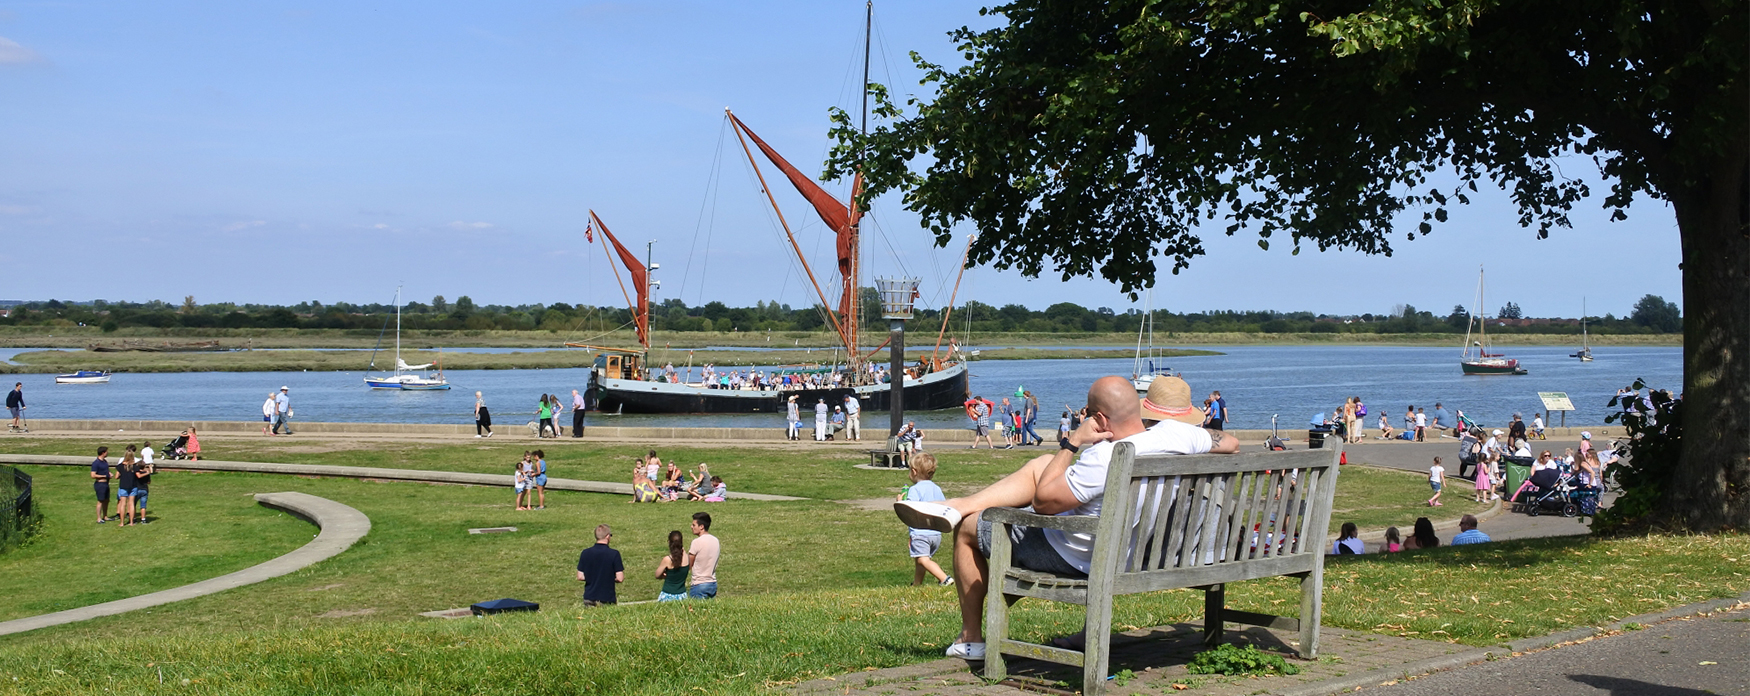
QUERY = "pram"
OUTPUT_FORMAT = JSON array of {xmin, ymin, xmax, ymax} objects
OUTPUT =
[
  {"xmin": 162, "ymin": 435, "xmax": 191, "ymax": 460},
  {"xmin": 1266, "ymin": 415, "xmax": 1288, "ymax": 451},
  {"xmin": 1510, "ymin": 468, "xmax": 1598, "ymax": 517}
]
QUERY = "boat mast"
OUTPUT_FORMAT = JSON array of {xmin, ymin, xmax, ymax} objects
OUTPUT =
[
  {"xmin": 849, "ymin": 0, "xmax": 872, "ymax": 381},
  {"xmin": 394, "ymin": 286, "xmax": 402, "ymax": 376},
  {"xmin": 1478, "ymin": 266, "xmax": 1487, "ymax": 355}
]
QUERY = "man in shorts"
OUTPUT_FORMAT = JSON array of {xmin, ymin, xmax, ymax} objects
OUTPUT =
[
  {"xmin": 90, "ymin": 446, "xmax": 113, "ymax": 523},
  {"xmin": 969, "ymin": 397, "xmax": 995, "ymax": 449},
  {"xmin": 687, "ymin": 511, "xmax": 721, "ymax": 599},
  {"xmin": 5, "ymin": 382, "xmax": 23, "ymax": 430},
  {"xmin": 894, "ymin": 376, "xmax": 1238, "ymax": 659}
]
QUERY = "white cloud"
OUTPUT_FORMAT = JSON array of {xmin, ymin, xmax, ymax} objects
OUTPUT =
[
  {"xmin": 221, "ymin": 220, "xmax": 267, "ymax": 232},
  {"xmin": 446, "ymin": 221, "xmax": 494, "ymax": 230},
  {"xmin": 374, "ymin": 223, "xmax": 388, "ymax": 229},
  {"xmin": 0, "ymin": 37, "xmax": 42, "ymax": 65}
]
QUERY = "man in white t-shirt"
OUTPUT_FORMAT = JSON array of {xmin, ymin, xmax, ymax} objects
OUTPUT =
[{"xmin": 893, "ymin": 375, "xmax": 1238, "ymax": 660}]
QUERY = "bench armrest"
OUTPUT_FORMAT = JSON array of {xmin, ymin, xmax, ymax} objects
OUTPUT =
[{"xmin": 981, "ymin": 506, "xmax": 1098, "ymax": 535}]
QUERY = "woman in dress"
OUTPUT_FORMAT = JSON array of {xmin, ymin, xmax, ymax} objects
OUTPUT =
[
  {"xmin": 652, "ymin": 530, "xmax": 691, "ymax": 601},
  {"xmin": 474, "ymin": 391, "xmax": 493, "ymax": 438},
  {"xmin": 185, "ymin": 427, "xmax": 200, "ymax": 462}
]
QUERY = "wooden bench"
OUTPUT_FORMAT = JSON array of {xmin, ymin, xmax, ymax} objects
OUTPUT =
[
  {"xmin": 866, "ymin": 436, "xmax": 906, "ymax": 468},
  {"xmin": 981, "ymin": 445, "xmax": 1341, "ymax": 695}
]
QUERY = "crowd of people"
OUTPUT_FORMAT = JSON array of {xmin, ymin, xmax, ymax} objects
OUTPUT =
[
  {"xmin": 659, "ymin": 362, "xmax": 893, "ymax": 391},
  {"xmin": 627, "ymin": 450, "xmax": 727, "ymax": 503},
  {"xmin": 1329, "ymin": 514, "xmax": 1492, "ymax": 555},
  {"xmin": 783, "ymin": 394, "xmax": 865, "ymax": 442},
  {"xmin": 86, "ymin": 444, "xmax": 160, "ymax": 526},
  {"xmin": 961, "ymin": 389, "xmax": 1047, "ymax": 448}
]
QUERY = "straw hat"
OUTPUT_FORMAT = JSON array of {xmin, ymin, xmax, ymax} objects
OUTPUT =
[{"xmin": 1140, "ymin": 376, "xmax": 1206, "ymax": 425}]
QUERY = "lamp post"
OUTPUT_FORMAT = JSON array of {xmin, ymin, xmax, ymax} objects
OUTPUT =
[{"xmin": 876, "ymin": 277, "xmax": 920, "ymax": 437}]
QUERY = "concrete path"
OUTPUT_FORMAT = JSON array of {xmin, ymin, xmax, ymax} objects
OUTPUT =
[
  {"xmin": 0, "ymin": 491, "xmax": 369, "ymax": 637},
  {"xmin": 1355, "ymin": 603, "xmax": 1750, "ymax": 696},
  {"xmin": 793, "ymin": 591, "xmax": 1750, "ymax": 696},
  {"xmin": 0, "ymin": 454, "xmax": 807, "ymax": 502}
]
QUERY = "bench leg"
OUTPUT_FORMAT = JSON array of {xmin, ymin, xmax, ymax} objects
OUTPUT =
[
  {"xmin": 1298, "ymin": 568, "xmax": 1323, "ymax": 658},
  {"xmin": 1203, "ymin": 583, "xmax": 1225, "ymax": 647},
  {"xmin": 1082, "ymin": 585, "xmax": 1115, "ymax": 696},
  {"xmin": 983, "ymin": 523, "xmax": 1013, "ymax": 683}
]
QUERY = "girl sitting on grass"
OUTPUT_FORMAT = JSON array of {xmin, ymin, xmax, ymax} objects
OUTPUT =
[
  {"xmin": 653, "ymin": 530, "xmax": 691, "ymax": 601},
  {"xmin": 1380, "ymin": 526, "xmax": 1403, "ymax": 553}
]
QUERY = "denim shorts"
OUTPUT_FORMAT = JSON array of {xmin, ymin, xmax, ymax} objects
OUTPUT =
[
  {"xmin": 909, "ymin": 534, "xmax": 941, "ymax": 558},
  {"xmin": 688, "ymin": 582, "xmax": 718, "ymax": 599},
  {"xmin": 656, "ymin": 591, "xmax": 688, "ymax": 602},
  {"xmin": 1431, "ymin": 481, "xmax": 1443, "ymax": 492},
  {"xmin": 976, "ymin": 511, "xmax": 1085, "ymax": 578},
  {"xmin": 116, "ymin": 488, "xmax": 137, "ymax": 498},
  {"xmin": 534, "ymin": 474, "xmax": 548, "ymax": 487}
]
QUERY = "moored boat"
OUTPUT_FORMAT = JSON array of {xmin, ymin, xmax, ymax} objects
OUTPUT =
[
  {"xmin": 363, "ymin": 288, "xmax": 451, "ymax": 391},
  {"xmin": 1459, "ymin": 267, "xmax": 1527, "ymax": 376},
  {"xmin": 55, "ymin": 370, "xmax": 111, "ymax": 384}
]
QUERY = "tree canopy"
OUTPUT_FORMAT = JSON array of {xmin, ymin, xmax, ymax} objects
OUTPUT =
[{"xmin": 833, "ymin": 0, "xmax": 1746, "ymax": 530}]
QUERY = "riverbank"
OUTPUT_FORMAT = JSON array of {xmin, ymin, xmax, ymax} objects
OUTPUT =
[
  {"xmin": 0, "ymin": 326, "xmax": 1681, "ymax": 351},
  {"xmin": 0, "ymin": 346, "xmax": 1220, "ymax": 373}
]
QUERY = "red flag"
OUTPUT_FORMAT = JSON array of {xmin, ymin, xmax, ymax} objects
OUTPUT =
[{"xmin": 584, "ymin": 220, "xmax": 594, "ymax": 243}]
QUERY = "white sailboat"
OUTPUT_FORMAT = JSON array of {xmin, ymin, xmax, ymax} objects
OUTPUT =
[
  {"xmin": 364, "ymin": 288, "xmax": 450, "ymax": 390},
  {"xmin": 1131, "ymin": 288, "xmax": 1174, "ymax": 393},
  {"xmin": 1571, "ymin": 298, "xmax": 1593, "ymax": 362}
]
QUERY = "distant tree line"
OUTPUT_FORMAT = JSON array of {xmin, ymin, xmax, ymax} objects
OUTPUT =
[{"xmin": 0, "ymin": 292, "xmax": 1683, "ymax": 335}]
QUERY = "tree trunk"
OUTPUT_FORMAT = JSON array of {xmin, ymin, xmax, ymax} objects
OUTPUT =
[{"xmin": 1666, "ymin": 152, "xmax": 1750, "ymax": 532}]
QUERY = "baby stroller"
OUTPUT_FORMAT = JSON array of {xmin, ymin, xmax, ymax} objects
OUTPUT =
[
  {"xmin": 162, "ymin": 434, "xmax": 191, "ymax": 460},
  {"xmin": 1265, "ymin": 415, "xmax": 1288, "ymax": 451},
  {"xmin": 1512, "ymin": 468, "xmax": 1589, "ymax": 517}
]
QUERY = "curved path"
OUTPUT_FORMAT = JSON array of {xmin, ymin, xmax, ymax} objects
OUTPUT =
[
  {"xmin": 0, "ymin": 454, "xmax": 807, "ymax": 502},
  {"xmin": 0, "ymin": 491, "xmax": 369, "ymax": 637}
]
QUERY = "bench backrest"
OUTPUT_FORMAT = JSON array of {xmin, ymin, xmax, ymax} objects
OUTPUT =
[{"xmin": 1092, "ymin": 444, "xmax": 1341, "ymax": 589}]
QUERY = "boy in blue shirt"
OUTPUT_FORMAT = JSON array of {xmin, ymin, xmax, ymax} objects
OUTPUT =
[{"xmin": 898, "ymin": 453, "xmax": 953, "ymax": 586}]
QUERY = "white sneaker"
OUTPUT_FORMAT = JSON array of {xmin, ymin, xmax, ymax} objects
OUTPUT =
[
  {"xmin": 945, "ymin": 642, "xmax": 986, "ymax": 660},
  {"xmin": 894, "ymin": 501, "xmax": 962, "ymax": 534},
  {"xmin": 475, "ymin": 435, "xmax": 483, "ymax": 438},
  {"xmin": 940, "ymin": 576, "xmax": 955, "ymax": 587}
]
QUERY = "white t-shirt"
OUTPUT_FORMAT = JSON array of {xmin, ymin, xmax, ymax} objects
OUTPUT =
[
  {"xmin": 1415, "ymin": 413, "xmax": 1427, "ymax": 427},
  {"xmin": 140, "ymin": 446, "xmax": 154, "ymax": 464},
  {"xmin": 263, "ymin": 397, "xmax": 276, "ymax": 418},
  {"xmin": 1482, "ymin": 436, "xmax": 1502, "ymax": 456},
  {"xmin": 1043, "ymin": 420, "xmax": 1214, "ymax": 573},
  {"xmin": 1429, "ymin": 464, "xmax": 1445, "ymax": 482}
]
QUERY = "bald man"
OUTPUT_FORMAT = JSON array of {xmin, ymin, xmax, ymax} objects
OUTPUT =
[{"xmin": 895, "ymin": 375, "xmax": 1240, "ymax": 660}]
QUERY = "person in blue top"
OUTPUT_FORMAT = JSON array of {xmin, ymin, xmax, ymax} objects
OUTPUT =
[
  {"xmin": 1450, "ymin": 514, "xmax": 1491, "ymax": 545},
  {"xmin": 5, "ymin": 382, "xmax": 23, "ymax": 431},
  {"xmin": 90, "ymin": 446, "xmax": 112, "ymax": 523},
  {"xmin": 899, "ymin": 452, "xmax": 952, "ymax": 586}
]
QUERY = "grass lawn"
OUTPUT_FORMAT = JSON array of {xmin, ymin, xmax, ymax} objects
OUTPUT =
[{"xmin": 1, "ymin": 443, "xmax": 1740, "ymax": 695}]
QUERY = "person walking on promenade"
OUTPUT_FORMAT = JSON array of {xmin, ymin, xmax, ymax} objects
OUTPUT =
[
  {"xmin": 571, "ymin": 389, "xmax": 586, "ymax": 438},
  {"xmin": 1021, "ymin": 391, "xmax": 1043, "ymax": 446},
  {"xmin": 844, "ymin": 394, "xmax": 861, "ymax": 441},
  {"xmin": 5, "ymin": 382, "xmax": 22, "ymax": 431},
  {"xmin": 970, "ymin": 396, "xmax": 995, "ymax": 449},
  {"xmin": 653, "ymin": 530, "xmax": 692, "ymax": 602},
  {"xmin": 272, "ymin": 386, "xmax": 293, "ymax": 435},
  {"xmin": 785, "ymin": 395, "xmax": 801, "ymax": 440},
  {"xmin": 474, "ymin": 391, "xmax": 493, "ymax": 438},
  {"xmin": 185, "ymin": 427, "xmax": 201, "ymax": 462},
  {"xmin": 548, "ymin": 393, "xmax": 564, "ymax": 437},
  {"xmin": 813, "ymin": 398, "xmax": 829, "ymax": 442},
  {"xmin": 1207, "ymin": 390, "xmax": 1228, "ymax": 430},
  {"xmin": 575, "ymin": 524, "xmax": 624, "ymax": 607},
  {"xmin": 91, "ymin": 446, "xmax": 113, "ymax": 523},
  {"xmin": 261, "ymin": 391, "xmax": 276, "ymax": 435},
  {"xmin": 536, "ymin": 395, "xmax": 554, "ymax": 438},
  {"xmin": 687, "ymin": 512, "xmax": 720, "ymax": 599}
]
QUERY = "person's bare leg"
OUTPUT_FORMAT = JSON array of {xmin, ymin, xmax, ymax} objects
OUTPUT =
[
  {"xmin": 917, "ymin": 555, "xmax": 948, "ymax": 583},
  {"xmin": 941, "ymin": 454, "xmax": 1053, "ymax": 517},
  {"xmin": 952, "ymin": 509, "xmax": 990, "ymax": 644}
]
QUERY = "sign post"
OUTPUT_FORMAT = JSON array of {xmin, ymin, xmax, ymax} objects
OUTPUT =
[
  {"xmin": 1537, "ymin": 391, "xmax": 1576, "ymax": 429},
  {"xmin": 876, "ymin": 277, "xmax": 920, "ymax": 437}
]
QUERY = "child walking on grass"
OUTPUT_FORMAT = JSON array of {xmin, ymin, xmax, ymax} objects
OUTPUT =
[
  {"xmin": 897, "ymin": 453, "xmax": 952, "ymax": 586},
  {"xmin": 1428, "ymin": 456, "xmax": 1445, "ymax": 507}
]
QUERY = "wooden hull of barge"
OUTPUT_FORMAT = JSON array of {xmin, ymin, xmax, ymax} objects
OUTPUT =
[{"xmin": 592, "ymin": 362, "xmax": 970, "ymax": 414}]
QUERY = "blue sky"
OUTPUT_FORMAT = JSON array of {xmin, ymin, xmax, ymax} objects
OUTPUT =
[{"xmin": 0, "ymin": 1, "xmax": 1681, "ymax": 318}]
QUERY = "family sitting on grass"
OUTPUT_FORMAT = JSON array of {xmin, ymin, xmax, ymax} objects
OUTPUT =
[
  {"xmin": 1330, "ymin": 514, "xmax": 1491, "ymax": 555},
  {"xmin": 574, "ymin": 512, "xmax": 722, "ymax": 606},
  {"xmin": 629, "ymin": 451, "xmax": 726, "ymax": 503},
  {"xmin": 892, "ymin": 374, "xmax": 1240, "ymax": 660}
]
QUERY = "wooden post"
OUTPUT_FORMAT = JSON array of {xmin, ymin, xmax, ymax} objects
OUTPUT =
[
  {"xmin": 1203, "ymin": 584, "xmax": 1226, "ymax": 646},
  {"xmin": 983, "ymin": 517, "xmax": 1013, "ymax": 683}
]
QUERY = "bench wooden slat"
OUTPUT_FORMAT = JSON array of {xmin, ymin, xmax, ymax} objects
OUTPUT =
[
  {"xmin": 997, "ymin": 639, "xmax": 1085, "ymax": 667},
  {"xmin": 981, "ymin": 507, "xmax": 1100, "ymax": 535}
]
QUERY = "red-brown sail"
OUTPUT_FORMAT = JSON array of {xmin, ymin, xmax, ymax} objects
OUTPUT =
[
  {"xmin": 727, "ymin": 112, "xmax": 860, "ymax": 341},
  {"xmin": 591, "ymin": 211, "xmax": 649, "ymax": 350}
]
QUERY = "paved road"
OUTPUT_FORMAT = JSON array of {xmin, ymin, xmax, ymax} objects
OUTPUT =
[{"xmin": 1357, "ymin": 605, "xmax": 1750, "ymax": 696}]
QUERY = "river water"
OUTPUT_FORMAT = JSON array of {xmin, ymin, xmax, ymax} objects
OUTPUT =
[{"xmin": 1, "ymin": 345, "xmax": 1679, "ymax": 432}]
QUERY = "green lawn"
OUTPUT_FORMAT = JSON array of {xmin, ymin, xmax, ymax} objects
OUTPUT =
[{"xmin": 1, "ymin": 443, "xmax": 1741, "ymax": 695}]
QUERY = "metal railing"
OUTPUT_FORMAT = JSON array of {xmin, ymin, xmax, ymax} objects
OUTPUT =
[{"xmin": 0, "ymin": 466, "xmax": 34, "ymax": 551}]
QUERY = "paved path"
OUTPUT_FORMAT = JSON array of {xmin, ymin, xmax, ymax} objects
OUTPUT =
[
  {"xmin": 1356, "ymin": 603, "xmax": 1749, "ymax": 696},
  {"xmin": 0, "ymin": 454, "xmax": 807, "ymax": 502},
  {"xmin": 0, "ymin": 491, "xmax": 369, "ymax": 637}
]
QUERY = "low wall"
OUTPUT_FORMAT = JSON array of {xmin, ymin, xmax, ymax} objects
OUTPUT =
[{"xmin": 9, "ymin": 419, "xmax": 1617, "ymax": 444}]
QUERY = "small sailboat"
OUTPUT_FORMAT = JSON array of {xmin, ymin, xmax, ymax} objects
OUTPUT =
[
  {"xmin": 1131, "ymin": 288, "xmax": 1173, "ymax": 394},
  {"xmin": 1571, "ymin": 298, "xmax": 1593, "ymax": 362},
  {"xmin": 55, "ymin": 370, "xmax": 111, "ymax": 384},
  {"xmin": 1460, "ymin": 266, "xmax": 1527, "ymax": 375},
  {"xmin": 364, "ymin": 288, "xmax": 451, "ymax": 390}
]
